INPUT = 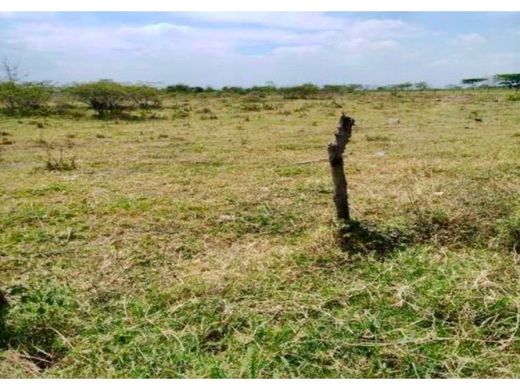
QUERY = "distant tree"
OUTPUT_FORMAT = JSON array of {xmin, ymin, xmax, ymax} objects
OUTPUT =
[
  {"xmin": 378, "ymin": 82, "xmax": 414, "ymax": 91},
  {"xmin": 222, "ymin": 86, "xmax": 246, "ymax": 94},
  {"xmin": 69, "ymin": 80, "xmax": 162, "ymax": 117},
  {"xmin": 250, "ymin": 85, "xmax": 277, "ymax": 94},
  {"xmin": 344, "ymin": 84, "xmax": 364, "ymax": 91},
  {"xmin": 445, "ymin": 84, "xmax": 462, "ymax": 90},
  {"xmin": 166, "ymin": 84, "xmax": 191, "ymax": 93},
  {"xmin": 461, "ymin": 77, "xmax": 488, "ymax": 88},
  {"xmin": 68, "ymin": 80, "xmax": 129, "ymax": 117},
  {"xmin": 495, "ymin": 73, "xmax": 520, "ymax": 89},
  {"xmin": 0, "ymin": 58, "xmax": 52, "ymax": 115},
  {"xmin": 126, "ymin": 84, "xmax": 162, "ymax": 109},
  {"xmin": 414, "ymin": 82, "xmax": 429, "ymax": 90},
  {"xmin": 2, "ymin": 58, "xmax": 22, "ymax": 82},
  {"xmin": 322, "ymin": 85, "xmax": 345, "ymax": 93},
  {"xmin": 0, "ymin": 81, "xmax": 53, "ymax": 115},
  {"xmin": 281, "ymin": 83, "xmax": 320, "ymax": 99},
  {"xmin": 392, "ymin": 82, "xmax": 414, "ymax": 90},
  {"xmin": 322, "ymin": 84, "xmax": 363, "ymax": 94}
]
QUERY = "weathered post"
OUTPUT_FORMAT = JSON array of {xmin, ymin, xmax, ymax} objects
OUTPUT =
[{"xmin": 328, "ymin": 114, "xmax": 355, "ymax": 223}]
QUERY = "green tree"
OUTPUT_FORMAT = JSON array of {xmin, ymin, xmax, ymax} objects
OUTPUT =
[
  {"xmin": 126, "ymin": 84, "xmax": 162, "ymax": 109},
  {"xmin": 166, "ymin": 84, "xmax": 191, "ymax": 93},
  {"xmin": 461, "ymin": 78, "xmax": 488, "ymax": 88},
  {"xmin": 392, "ymin": 82, "xmax": 414, "ymax": 90},
  {"xmin": 281, "ymin": 83, "xmax": 320, "ymax": 99},
  {"xmin": 69, "ymin": 80, "xmax": 162, "ymax": 117},
  {"xmin": 68, "ymin": 80, "xmax": 129, "ymax": 117},
  {"xmin": 0, "ymin": 81, "xmax": 53, "ymax": 116},
  {"xmin": 495, "ymin": 73, "xmax": 520, "ymax": 89},
  {"xmin": 0, "ymin": 58, "xmax": 52, "ymax": 116},
  {"xmin": 322, "ymin": 84, "xmax": 362, "ymax": 94},
  {"xmin": 414, "ymin": 82, "xmax": 429, "ymax": 90}
]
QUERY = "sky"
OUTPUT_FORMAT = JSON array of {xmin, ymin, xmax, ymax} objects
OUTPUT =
[{"xmin": 0, "ymin": 12, "xmax": 519, "ymax": 87}]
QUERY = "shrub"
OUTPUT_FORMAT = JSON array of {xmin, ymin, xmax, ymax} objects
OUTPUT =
[
  {"xmin": 240, "ymin": 103, "xmax": 274, "ymax": 112},
  {"xmin": 222, "ymin": 86, "xmax": 247, "ymax": 95},
  {"xmin": 68, "ymin": 80, "xmax": 162, "ymax": 118},
  {"xmin": 0, "ymin": 81, "xmax": 53, "ymax": 116},
  {"xmin": 322, "ymin": 84, "xmax": 363, "ymax": 94},
  {"xmin": 68, "ymin": 80, "xmax": 129, "ymax": 117},
  {"xmin": 281, "ymin": 83, "xmax": 320, "ymax": 99},
  {"xmin": 45, "ymin": 148, "xmax": 77, "ymax": 171},
  {"xmin": 166, "ymin": 84, "xmax": 192, "ymax": 94},
  {"xmin": 126, "ymin": 85, "xmax": 162, "ymax": 109},
  {"xmin": 496, "ymin": 215, "xmax": 520, "ymax": 253}
]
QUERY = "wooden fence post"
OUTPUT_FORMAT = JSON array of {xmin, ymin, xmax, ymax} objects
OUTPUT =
[{"xmin": 328, "ymin": 114, "xmax": 355, "ymax": 223}]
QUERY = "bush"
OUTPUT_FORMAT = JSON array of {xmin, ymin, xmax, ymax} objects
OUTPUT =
[
  {"xmin": 281, "ymin": 83, "xmax": 320, "ymax": 99},
  {"xmin": 0, "ymin": 81, "xmax": 53, "ymax": 116},
  {"xmin": 322, "ymin": 84, "xmax": 363, "ymax": 94},
  {"xmin": 126, "ymin": 85, "xmax": 162, "ymax": 109},
  {"xmin": 68, "ymin": 80, "xmax": 162, "ymax": 118},
  {"xmin": 166, "ymin": 84, "xmax": 192, "ymax": 94},
  {"xmin": 68, "ymin": 80, "xmax": 129, "ymax": 117}
]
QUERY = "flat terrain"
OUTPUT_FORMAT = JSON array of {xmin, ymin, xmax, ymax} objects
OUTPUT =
[{"xmin": 0, "ymin": 90, "xmax": 519, "ymax": 377}]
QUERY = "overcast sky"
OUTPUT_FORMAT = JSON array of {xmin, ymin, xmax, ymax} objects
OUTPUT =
[{"xmin": 1, "ymin": 12, "xmax": 519, "ymax": 87}]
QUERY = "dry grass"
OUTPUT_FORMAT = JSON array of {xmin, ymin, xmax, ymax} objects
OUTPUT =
[{"xmin": 0, "ymin": 90, "xmax": 519, "ymax": 377}]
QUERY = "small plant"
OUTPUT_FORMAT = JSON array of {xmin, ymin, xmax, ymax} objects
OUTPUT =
[
  {"xmin": 44, "ymin": 143, "xmax": 77, "ymax": 171},
  {"xmin": 200, "ymin": 114, "xmax": 218, "ymax": 120},
  {"xmin": 197, "ymin": 107, "xmax": 218, "ymax": 120},
  {"xmin": 3, "ymin": 284, "xmax": 78, "ymax": 369},
  {"xmin": 496, "ymin": 216, "xmax": 520, "ymax": 253},
  {"xmin": 1, "ymin": 137, "xmax": 14, "ymax": 145},
  {"xmin": 241, "ymin": 103, "xmax": 262, "ymax": 112},
  {"xmin": 469, "ymin": 110, "xmax": 482, "ymax": 122},
  {"xmin": 197, "ymin": 107, "xmax": 213, "ymax": 114},
  {"xmin": 365, "ymin": 134, "xmax": 391, "ymax": 142},
  {"xmin": 172, "ymin": 111, "xmax": 190, "ymax": 119}
]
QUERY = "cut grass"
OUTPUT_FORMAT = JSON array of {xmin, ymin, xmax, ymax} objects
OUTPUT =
[{"xmin": 0, "ymin": 90, "xmax": 519, "ymax": 378}]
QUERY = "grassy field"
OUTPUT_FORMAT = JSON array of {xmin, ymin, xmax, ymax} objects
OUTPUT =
[{"xmin": 0, "ymin": 89, "xmax": 519, "ymax": 378}]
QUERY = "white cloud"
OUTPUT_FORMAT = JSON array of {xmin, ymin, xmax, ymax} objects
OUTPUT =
[
  {"xmin": 120, "ymin": 23, "xmax": 192, "ymax": 35},
  {"xmin": 1, "ymin": 13, "xmax": 517, "ymax": 87},
  {"xmin": 347, "ymin": 19, "xmax": 417, "ymax": 39},
  {"xmin": 450, "ymin": 33, "xmax": 486, "ymax": 45},
  {"xmin": 179, "ymin": 12, "xmax": 349, "ymax": 31},
  {"xmin": 2, "ymin": 15, "xmax": 414, "ymax": 59}
]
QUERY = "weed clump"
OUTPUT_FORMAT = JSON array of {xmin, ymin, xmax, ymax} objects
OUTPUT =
[
  {"xmin": 241, "ymin": 103, "xmax": 275, "ymax": 112},
  {"xmin": 1, "ymin": 284, "xmax": 78, "ymax": 369},
  {"xmin": 495, "ymin": 215, "xmax": 520, "ymax": 253},
  {"xmin": 44, "ymin": 145, "xmax": 77, "ymax": 171}
]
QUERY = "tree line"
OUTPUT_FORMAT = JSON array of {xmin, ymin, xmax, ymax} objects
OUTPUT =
[{"xmin": 0, "ymin": 59, "xmax": 518, "ymax": 118}]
